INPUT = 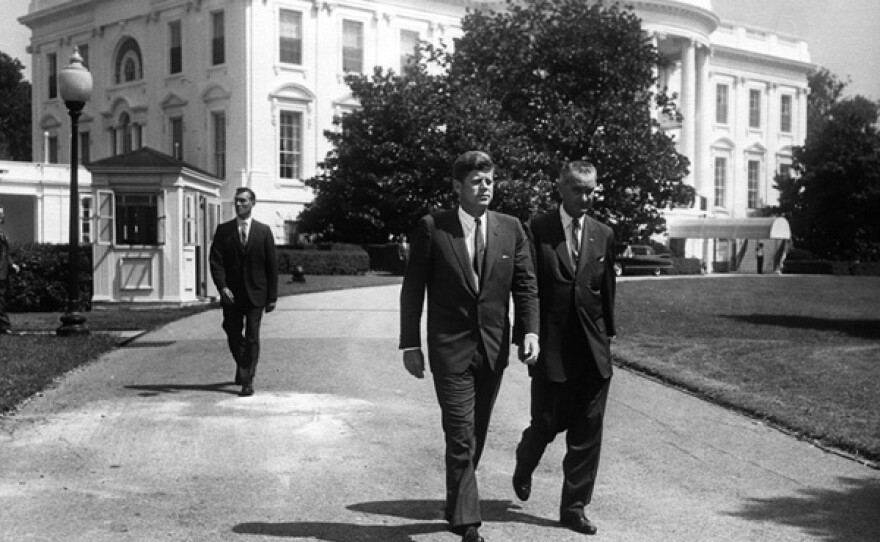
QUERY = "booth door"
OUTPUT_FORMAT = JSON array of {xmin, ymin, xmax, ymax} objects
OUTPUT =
[{"xmin": 199, "ymin": 197, "xmax": 220, "ymax": 298}]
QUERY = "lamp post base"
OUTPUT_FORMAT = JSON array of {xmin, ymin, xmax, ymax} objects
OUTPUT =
[{"xmin": 57, "ymin": 312, "xmax": 89, "ymax": 336}]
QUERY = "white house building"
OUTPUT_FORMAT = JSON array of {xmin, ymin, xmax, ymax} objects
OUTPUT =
[{"xmin": 13, "ymin": 0, "xmax": 812, "ymax": 300}]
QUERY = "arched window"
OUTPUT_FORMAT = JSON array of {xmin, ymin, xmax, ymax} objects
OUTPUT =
[{"xmin": 114, "ymin": 37, "xmax": 144, "ymax": 84}]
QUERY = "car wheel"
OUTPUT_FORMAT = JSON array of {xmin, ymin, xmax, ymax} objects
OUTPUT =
[
  {"xmin": 652, "ymin": 268, "xmax": 661, "ymax": 276},
  {"xmin": 613, "ymin": 263, "xmax": 623, "ymax": 277}
]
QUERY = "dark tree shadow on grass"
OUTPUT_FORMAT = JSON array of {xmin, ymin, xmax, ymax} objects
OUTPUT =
[
  {"xmin": 233, "ymin": 499, "xmax": 557, "ymax": 540},
  {"xmin": 727, "ymin": 476, "xmax": 880, "ymax": 542},
  {"xmin": 722, "ymin": 314, "xmax": 880, "ymax": 340},
  {"xmin": 124, "ymin": 382, "xmax": 240, "ymax": 397}
]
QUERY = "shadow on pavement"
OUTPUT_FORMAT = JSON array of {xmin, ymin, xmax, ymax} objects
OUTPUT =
[
  {"xmin": 232, "ymin": 499, "xmax": 558, "ymax": 540},
  {"xmin": 722, "ymin": 314, "xmax": 880, "ymax": 340},
  {"xmin": 123, "ymin": 382, "xmax": 240, "ymax": 397},
  {"xmin": 727, "ymin": 477, "xmax": 880, "ymax": 542},
  {"xmin": 233, "ymin": 521, "xmax": 442, "ymax": 541}
]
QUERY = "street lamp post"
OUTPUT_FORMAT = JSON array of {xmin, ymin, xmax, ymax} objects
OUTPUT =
[{"xmin": 56, "ymin": 47, "xmax": 92, "ymax": 336}]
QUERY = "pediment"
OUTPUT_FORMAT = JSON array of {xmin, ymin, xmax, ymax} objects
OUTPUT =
[
  {"xmin": 269, "ymin": 83, "xmax": 316, "ymax": 103},
  {"xmin": 39, "ymin": 113, "xmax": 62, "ymax": 130},
  {"xmin": 160, "ymin": 92, "xmax": 188, "ymax": 109},
  {"xmin": 201, "ymin": 84, "xmax": 231, "ymax": 103}
]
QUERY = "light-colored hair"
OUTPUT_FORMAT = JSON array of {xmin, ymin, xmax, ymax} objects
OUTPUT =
[{"xmin": 559, "ymin": 161, "xmax": 597, "ymax": 185}]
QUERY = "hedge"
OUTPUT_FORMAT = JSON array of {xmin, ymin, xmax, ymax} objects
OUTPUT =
[
  {"xmin": 783, "ymin": 260, "xmax": 880, "ymax": 276},
  {"xmin": 276, "ymin": 246, "xmax": 369, "ymax": 275},
  {"xmin": 8, "ymin": 243, "xmax": 93, "ymax": 312},
  {"xmin": 664, "ymin": 257, "xmax": 703, "ymax": 275}
]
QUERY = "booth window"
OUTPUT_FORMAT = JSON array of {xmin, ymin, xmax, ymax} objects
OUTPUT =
[
  {"xmin": 81, "ymin": 195, "xmax": 93, "ymax": 243},
  {"xmin": 184, "ymin": 194, "xmax": 196, "ymax": 245},
  {"xmin": 116, "ymin": 193, "xmax": 165, "ymax": 245},
  {"xmin": 97, "ymin": 191, "xmax": 114, "ymax": 244}
]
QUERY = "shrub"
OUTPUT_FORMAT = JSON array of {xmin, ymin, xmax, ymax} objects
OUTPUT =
[
  {"xmin": 782, "ymin": 260, "xmax": 834, "ymax": 274},
  {"xmin": 666, "ymin": 257, "xmax": 703, "ymax": 275},
  {"xmin": 8, "ymin": 243, "xmax": 93, "ymax": 312},
  {"xmin": 851, "ymin": 262, "xmax": 880, "ymax": 276},
  {"xmin": 362, "ymin": 244, "xmax": 407, "ymax": 275},
  {"xmin": 277, "ymin": 246, "xmax": 369, "ymax": 275}
]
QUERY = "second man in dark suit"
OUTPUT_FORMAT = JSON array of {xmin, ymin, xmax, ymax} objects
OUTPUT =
[
  {"xmin": 209, "ymin": 187, "xmax": 278, "ymax": 397},
  {"xmin": 513, "ymin": 161, "xmax": 617, "ymax": 536},
  {"xmin": 400, "ymin": 151, "xmax": 540, "ymax": 542}
]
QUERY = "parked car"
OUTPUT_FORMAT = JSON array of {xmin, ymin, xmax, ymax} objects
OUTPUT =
[{"xmin": 614, "ymin": 244, "xmax": 673, "ymax": 276}]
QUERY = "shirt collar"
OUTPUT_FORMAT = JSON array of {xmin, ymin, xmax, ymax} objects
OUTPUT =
[
  {"xmin": 458, "ymin": 207, "xmax": 486, "ymax": 232},
  {"xmin": 559, "ymin": 206, "xmax": 580, "ymax": 229},
  {"xmin": 237, "ymin": 217, "xmax": 253, "ymax": 228}
]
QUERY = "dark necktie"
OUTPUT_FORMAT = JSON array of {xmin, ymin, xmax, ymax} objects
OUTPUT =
[
  {"xmin": 239, "ymin": 222, "xmax": 248, "ymax": 245},
  {"xmin": 571, "ymin": 217, "xmax": 581, "ymax": 264},
  {"xmin": 474, "ymin": 217, "xmax": 485, "ymax": 280}
]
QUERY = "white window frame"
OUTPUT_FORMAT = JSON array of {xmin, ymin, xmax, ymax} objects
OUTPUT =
[
  {"xmin": 279, "ymin": 8, "xmax": 304, "ymax": 66},
  {"xmin": 715, "ymin": 83, "xmax": 729, "ymax": 125},
  {"xmin": 342, "ymin": 19, "xmax": 364, "ymax": 73},
  {"xmin": 713, "ymin": 155, "xmax": 728, "ymax": 209},
  {"xmin": 747, "ymin": 158, "xmax": 761, "ymax": 209},
  {"xmin": 748, "ymin": 88, "xmax": 762, "ymax": 130},
  {"xmin": 780, "ymin": 94, "xmax": 793, "ymax": 134}
]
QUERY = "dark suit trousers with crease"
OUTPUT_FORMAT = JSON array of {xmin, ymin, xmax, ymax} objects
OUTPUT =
[
  {"xmin": 516, "ymin": 316, "xmax": 611, "ymax": 515},
  {"xmin": 222, "ymin": 302, "xmax": 264, "ymax": 384},
  {"xmin": 432, "ymin": 346, "xmax": 503, "ymax": 531}
]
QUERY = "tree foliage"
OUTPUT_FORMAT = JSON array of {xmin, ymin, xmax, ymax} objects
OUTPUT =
[
  {"xmin": 300, "ymin": 0, "xmax": 692, "ymax": 243},
  {"xmin": 0, "ymin": 51, "xmax": 32, "ymax": 161},
  {"xmin": 775, "ymin": 70, "xmax": 880, "ymax": 261}
]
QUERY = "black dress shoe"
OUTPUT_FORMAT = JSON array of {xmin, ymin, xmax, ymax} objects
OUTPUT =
[
  {"xmin": 462, "ymin": 526, "xmax": 484, "ymax": 542},
  {"xmin": 512, "ymin": 466, "xmax": 532, "ymax": 501},
  {"xmin": 239, "ymin": 384, "xmax": 254, "ymax": 397},
  {"xmin": 560, "ymin": 511, "xmax": 597, "ymax": 535}
]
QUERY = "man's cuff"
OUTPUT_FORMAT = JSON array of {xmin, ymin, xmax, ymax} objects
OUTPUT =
[
  {"xmin": 524, "ymin": 333, "xmax": 539, "ymax": 342},
  {"xmin": 402, "ymin": 347, "xmax": 421, "ymax": 352}
]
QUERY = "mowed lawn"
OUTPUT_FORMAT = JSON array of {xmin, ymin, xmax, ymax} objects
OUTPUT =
[{"xmin": 613, "ymin": 275, "xmax": 880, "ymax": 465}]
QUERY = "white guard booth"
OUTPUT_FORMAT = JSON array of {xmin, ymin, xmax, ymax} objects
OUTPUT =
[
  {"xmin": 666, "ymin": 217, "xmax": 792, "ymax": 273},
  {"xmin": 87, "ymin": 148, "xmax": 223, "ymax": 305}
]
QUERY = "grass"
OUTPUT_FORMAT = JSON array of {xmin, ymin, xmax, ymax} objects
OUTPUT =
[
  {"xmin": 0, "ymin": 273, "xmax": 403, "ymax": 414},
  {"xmin": 614, "ymin": 275, "xmax": 880, "ymax": 466},
  {"xmin": 2, "ymin": 272, "xmax": 878, "ymax": 467}
]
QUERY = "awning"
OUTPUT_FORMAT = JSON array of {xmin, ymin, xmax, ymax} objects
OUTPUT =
[{"xmin": 666, "ymin": 217, "xmax": 791, "ymax": 239}]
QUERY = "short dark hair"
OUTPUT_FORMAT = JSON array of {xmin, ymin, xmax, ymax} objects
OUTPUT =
[
  {"xmin": 452, "ymin": 151, "xmax": 494, "ymax": 183},
  {"xmin": 235, "ymin": 187, "xmax": 256, "ymax": 202}
]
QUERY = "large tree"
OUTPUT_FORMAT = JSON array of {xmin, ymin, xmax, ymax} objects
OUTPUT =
[
  {"xmin": 775, "ymin": 69, "xmax": 880, "ymax": 261},
  {"xmin": 301, "ymin": 0, "xmax": 692, "ymax": 243},
  {"xmin": 0, "ymin": 51, "xmax": 32, "ymax": 161}
]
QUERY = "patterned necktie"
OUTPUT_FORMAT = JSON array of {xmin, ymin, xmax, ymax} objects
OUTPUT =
[
  {"xmin": 571, "ymin": 217, "xmax": 581, "ymax": 264},
  {"xmin": 474, "ymin": 217, "xmax": 485, "ymax": 280},
  {"xmin": 239, "ymin": 221, "xmax": 248, "ymax": 245}
]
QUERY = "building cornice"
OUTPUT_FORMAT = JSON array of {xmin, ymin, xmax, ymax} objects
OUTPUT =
[{"xmin": 712, "ymin": 44, "xmax": 815, "ymax": 74}]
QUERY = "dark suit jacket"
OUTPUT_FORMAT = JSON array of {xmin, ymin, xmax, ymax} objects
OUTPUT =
[
  {"xmin": 527, "ymin": 210, "xmax": 616, "ymax": 382},
  {"xmin": 399, "ymin": 209, "xmax": 539, "ymax": 375},
  {"xmin": 209, "ymin": 219, "xmax": 278, "ymax": 307},
  {"xmin": 0, "ymin": 233, "xmax": 12, "ymax": 281}
]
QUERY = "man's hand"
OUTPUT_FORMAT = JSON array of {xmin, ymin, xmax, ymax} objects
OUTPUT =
[
  {"xmin": 403, "ymin": 349, "xmax": 425, "ymax": 379},
  {"xmin": 11, "ymin": 263, "xmax": 20, "ymax": 274},
  {"xmin": 221, "ymin": 287, "xmax": 235, "ymax": 304},
  {"xmin": 518, "ymin": 334, "xmax": 540, "ymax": 365},
  {"xmin": 265, "ymin": 302, "xmax": 276, "ymax": 313}
]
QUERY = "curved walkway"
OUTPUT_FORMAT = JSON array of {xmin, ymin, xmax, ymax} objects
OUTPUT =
[{"xmin": 1, "ymin": 285, "xmax": 877, "ymax": 541}]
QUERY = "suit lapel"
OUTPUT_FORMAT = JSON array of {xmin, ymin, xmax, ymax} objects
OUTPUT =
[
  {"xmin": 440, "ymin": 211, "xmax": 479, "ymax": 295},
  {"xmin": 481, "ymin": 212, "xmax": 502, "ymax": 288},
  {"xmin": 575, "ymin": 217, "xmax": 597, "ymax": 275},
  {"xmin": 550, "ymin": 212, "xmax": 576, "ymax": 278}
]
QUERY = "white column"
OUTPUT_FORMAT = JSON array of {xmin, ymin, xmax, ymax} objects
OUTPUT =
[
  {"xmin": 696, "ymin": 43, "xmax": 712, "ymax": 200},
  {"xmin": 680, "ymin": 38, "xmax": 697, "ymax": 188}
]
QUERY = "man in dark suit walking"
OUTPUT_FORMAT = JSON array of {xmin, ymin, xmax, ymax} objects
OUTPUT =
[
  {"xmin": 210, "ymin": 187, "xmax": 278, "ymax": 397},
  {"xmin": 0, "ymin": 212, "xmax": 21, "ymax": 335},
  {"xmin": 399, "ymin": 151, "xmax": 540, "ymax": 542},
  {"xmin": 512, "ymin": 161, "xmax": 616, "ymax": 536}
]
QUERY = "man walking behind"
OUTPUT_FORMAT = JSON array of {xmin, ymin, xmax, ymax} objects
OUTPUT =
[
  {"xmin": 0, "ymin": 212, "xmax": 20, "ymax": 335},
  {"xmin": 210, "ymin": 188, "xmax": 278, "ymax": 397},
  {"xmin": 513, "ymin": 161, "xmax": 617, "ymax": 536},
  {"xmin": 399, "ymin": 151, "xmax": 540, "ymax": 542}
]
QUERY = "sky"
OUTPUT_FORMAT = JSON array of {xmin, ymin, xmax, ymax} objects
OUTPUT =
[{"xmin": 1, "ymin": 0, "xmax": 878, "ymax": 99}]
